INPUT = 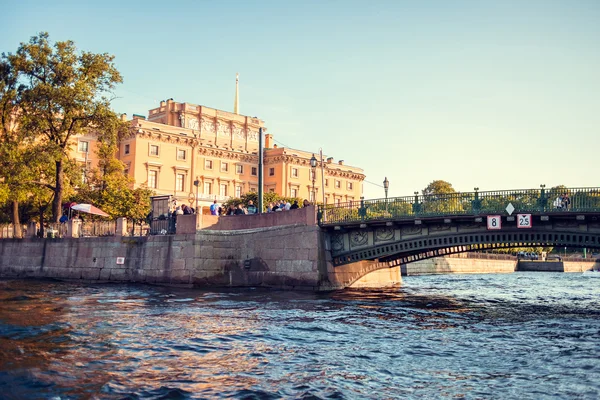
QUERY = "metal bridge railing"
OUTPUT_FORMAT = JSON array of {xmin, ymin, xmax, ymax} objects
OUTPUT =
[{"xmin": 318, "ymin": 187, "xmax": 600, "ymax": 225}]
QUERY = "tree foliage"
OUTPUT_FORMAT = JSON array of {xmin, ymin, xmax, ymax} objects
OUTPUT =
[
  {"xmin": 75, "ymin": 133, "xmax": 153, "ymax": 222},
  {"xmin": 223, "ymin": 192, "xmax": 302, "ymax": 212},
  {"xmin": 422, "ymin": 180, "xmax": 456, "ymax": 196},
  {"xmin": 1, "ymin": 32, "xmax": 123, "ymax": 221}
]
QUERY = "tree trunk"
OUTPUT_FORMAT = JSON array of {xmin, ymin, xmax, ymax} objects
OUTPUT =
[
  {"xmin": 39, "ymin": 208, "xmax": 45, "ymax": 238},
  {"xmin": 11, "ymin": 200, "xmax": 22, "ymax": 238},
  {"xmin": 52, "ymin": 159, "xmax": 64, "ymax": 222}
]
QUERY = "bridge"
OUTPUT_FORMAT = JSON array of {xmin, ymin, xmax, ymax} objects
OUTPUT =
[{"xmin": 317, "ymin": 187, "xmax": 600, "ymax": 268}]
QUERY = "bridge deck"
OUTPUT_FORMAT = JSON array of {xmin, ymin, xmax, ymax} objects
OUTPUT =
[{"xmin": 319, "ymin": 187, "xmax": 600, "ymax": 226}]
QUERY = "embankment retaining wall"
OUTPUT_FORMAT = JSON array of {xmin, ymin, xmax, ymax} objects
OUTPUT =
[
  {"xmin": 405, "ymin": 257, "xmax": 517, "ymax": 275},
  {"xmin": 0, "ymin": 224, "xmax": 333, "ymax": 290}
]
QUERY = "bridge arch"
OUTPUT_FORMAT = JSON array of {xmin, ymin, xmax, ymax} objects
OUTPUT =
[{"xmin": 333, "ymin": 229, "xmax": 600, "ymax": 267}]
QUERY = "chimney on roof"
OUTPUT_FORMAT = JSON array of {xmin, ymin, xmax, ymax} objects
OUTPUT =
[
  {"xmin": 120, "ymin": 113, "xmax": 127, "ymax": 121},
  {"xmin": 273, "ymin": 144, "xmax": 278, "ymax": 149},
  {"xmin": 160, "ymin": 100, "xmax": 166, "ymax": 107},
  {"xmin": 338, "ymin": 160, "xmax": 344, "ymax": 165},
  {"xmin": 265, "ymin": 134, "xmax": 273, "ymax": 148},
  {"xmin": 327, "ymin": 157, "xmax": 333, "ymax": 164},
  {"xmin": 133, "ymin": 114, "xmax": 146, "ymax": 120}
]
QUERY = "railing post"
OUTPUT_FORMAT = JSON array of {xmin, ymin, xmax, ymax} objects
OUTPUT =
[
  {"xmin": 116, "ymin": 217, "xmax": 127, "ymax": 237},
  {"xmin": 412, "ymin": 192, "xmax": 421, "ymax": 215},
  {"xmin": 472, "ymin": 187, "xmax": 481, "ymax": 214},
  {"xmin": 538, "ymin": 184, "xmax": 546, "ymax": 212},
  {"xmin": 358, "ymin": 197, "xmax": 367, "ymax": 221}
]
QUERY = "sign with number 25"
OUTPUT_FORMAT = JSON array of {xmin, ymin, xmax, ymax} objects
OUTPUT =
[
  {"xmin": 487, "ymin": 216, "xmax": 502, "ymax": 230},
  {"xmin": 517, "ymin": 214, "xmax": 532, "ymax": 228}
]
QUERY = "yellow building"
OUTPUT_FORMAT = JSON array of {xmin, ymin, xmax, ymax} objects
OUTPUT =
[{"xmin": 72, "ymin": 78, "xmax": 365, "ymax": 213}]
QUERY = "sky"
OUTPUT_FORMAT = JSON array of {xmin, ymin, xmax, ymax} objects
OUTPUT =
[{"xmin": 2, "ymin": 0, "xmax": 599, "ymax": 199}]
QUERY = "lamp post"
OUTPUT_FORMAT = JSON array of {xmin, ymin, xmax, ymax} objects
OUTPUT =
[
  {"xmin": 539, "ymin": 184, "xmax": 546, "ymax": 212},
  {"xmin": 310, "ymin": 154, "xmax": 317, "ymax": 204},
  {"xmin": 383, "ymin": 177, "xmax": 389, "ymax": 213},
  {"xmin": 193, "ymin": 179, "xmax": 200, "ymax": 215}
]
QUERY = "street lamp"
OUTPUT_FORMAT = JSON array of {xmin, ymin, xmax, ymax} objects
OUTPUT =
[
  {"xmin": 193, "ymin": 179, "xmax": 200, "ymax": 214},
  {"xmin": 310, "ymin": 154, "xmax": 317, "ymax": 203},
  {"xmin": 383, "ymin": 177, "xmax": 389, "ymax": 213}
]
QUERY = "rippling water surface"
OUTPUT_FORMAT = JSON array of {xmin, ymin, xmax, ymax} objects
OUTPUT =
[{"xmin": 1, "ymin": 272, "xmax": 599, "ymax": 399}]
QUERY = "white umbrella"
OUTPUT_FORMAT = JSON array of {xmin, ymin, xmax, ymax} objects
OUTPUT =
[{"xmin": 70, "ymin": 203, "xmax": 110, "ymax": 217}]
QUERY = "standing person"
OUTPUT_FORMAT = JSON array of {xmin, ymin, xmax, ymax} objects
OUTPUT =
[
  {"xmin": 554, "ymin": 194, "xmax": 563, "ymax": 210},
  {"xmin": 562, "ymin": 193, "xmax": 571, "ymax": 210},
  {"xmin": 210, "ymin": 200, "xmax": 219, "ymax": 215},
  {"xmin": 246, "ymin": 200, "xmax": 258, "ymax": 214}
]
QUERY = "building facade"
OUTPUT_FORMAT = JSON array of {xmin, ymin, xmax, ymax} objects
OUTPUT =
[{"xmin": 74, "ymin": 99, "xmax": 365, "ymax": 214}]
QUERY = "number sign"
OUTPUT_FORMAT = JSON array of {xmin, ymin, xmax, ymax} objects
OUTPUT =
[
  {"xmin": 517, "ymin": 214, "xmax": 532, "ymax": 229},
  {"xmin": 487, "ymin": 215, "xmax": 502, "ymax": 230}
]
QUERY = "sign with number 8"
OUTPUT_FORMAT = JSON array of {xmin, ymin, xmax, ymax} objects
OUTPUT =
[
  {"xmin": 487, "ymin": 215, "xmax": 502, "ymax": 230},
  {"xmin": 517, "ymin": 214, "xmax": 532, "ymax": 228}
]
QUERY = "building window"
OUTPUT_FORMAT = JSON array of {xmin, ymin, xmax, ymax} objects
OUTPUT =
[
  {"xmin": 335, "ymin": 180, "xmax": 341, "ymax": 189},
  {"xmin": 291, "ymin": 188, "xmax": 297, "ymax": 198},
  {"xmin": 269, "ymin": 168, "xmax": 275, "ymax": 176},
  {"xmin": 124, "ymin": 144, "xmax": 130, "ymax": 155},
  {"xmin": 325, "ymin": 179, "xmax": 329, "ymax": 187},
  {"xmin": 220, "ymin": 183, "xmax": 228, "ymax": 197},
  {"xmin": 221, "ymin": 162, "xmax": 229, "ymax": 172},
  {"xmin": 176, "ymin": 173, "xmax": 185, "ymax": 192},
  {"xmin": 148, "ymin": 170, "xmax": 157, "ymax": 189},
  {"xmin": 235, "ymin": 185, "xmax": 242, "ymax": 197},
  {"xmin": 78, "ymin": 141, "xmax": 89, "ymax": 153},
  {"xmin": 347, "ymin": 182, "xmax": 353, "ymax": 190},
  {"xmin": 205, "ymin": 159, "xmax": 213, "ymax": 170},
  {"xmin": 177, "ymin": 149, "xmax": 186, "ymax": 161},
  {"xmin": 251, "ymin": 167, "xmax": 257, "ymax": 176},
  {"xmin": 149, "ymin": 144, "xmax": 159, "ymax": 156},
  {"xmin": 250, "ymin": 187, "xmax": 257, "ymax": 192},
  {"xmin": 291, "ymin": 168, "xmax": 298, "ymax": 178},
  {"xmin": 336, "ymin": 198, "xmax": 341, "ymax": 206},
  {"xmin": 204, "ymin": 182, "xmax": 212, "ymax": 195},
  {"xmin": 269, "ymin": 188, "xmax": 275, "ymax": 193},
  {"xmin": 236, "ymin": 164, "xmax": 244, "ymax": 174}
]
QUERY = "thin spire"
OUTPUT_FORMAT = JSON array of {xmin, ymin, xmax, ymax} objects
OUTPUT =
[{"xmin": 234, "ymin": 73, "xmax": 239, "ymax": 114}]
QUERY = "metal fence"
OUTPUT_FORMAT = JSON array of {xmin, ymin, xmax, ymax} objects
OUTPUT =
[{"xmin": 319, "ymin": 187, "xmax": 600, "ymax": 225}]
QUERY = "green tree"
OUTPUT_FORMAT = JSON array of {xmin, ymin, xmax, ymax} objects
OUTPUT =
[
  {"xmin": 422, "ymin": 180, "xmax": 456, "ymax": 196},
  {"xmin": 0, "ymin": 57, "xmax": 54, "ymax": 236},
  {"xmin": 76, "ymin": 132, "xmax": 153, "ymax": 223},
  {"xmin": 421, "ymin": 180, "xmax": 462, "ymax": 215},
  {"xmin": 2, "ymin": 32, "xmax": 123, "ymax": 222}
]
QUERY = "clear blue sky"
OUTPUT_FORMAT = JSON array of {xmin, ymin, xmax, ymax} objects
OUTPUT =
[{"xmin": 2, "ymin": 0, "xmax": 599, "ymax": 199}]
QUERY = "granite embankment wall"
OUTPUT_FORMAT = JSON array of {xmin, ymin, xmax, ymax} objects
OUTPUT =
[
  {"xmin": 0, "ymin": 224, "xmax": 333, "ymax": 290},
  {"xmin": 518, "ymin": 260, "xmax": 600, "ymax": 272},
  {"xmin": 405, "ymin": 257, "xmax": 517, "ymax": 275},
  {"xmin": 0, "ymin": 208, "xmax": 382, "ymax": 291}
]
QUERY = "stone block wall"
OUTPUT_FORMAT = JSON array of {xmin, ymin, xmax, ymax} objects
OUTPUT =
[
  {"xmin": 0, "ymin": 224, "xmax": 334, "ymax": 291},
  {"xmin": 406, "ymin": 257, "xmax": 517, "ymax": 275}
]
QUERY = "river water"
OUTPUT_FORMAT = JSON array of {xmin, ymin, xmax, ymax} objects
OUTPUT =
[{"xmin": 1, "ymin": 272, "xmax": 599, "ymax": 399}]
